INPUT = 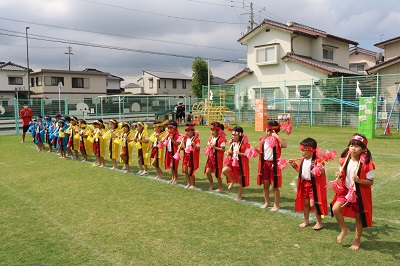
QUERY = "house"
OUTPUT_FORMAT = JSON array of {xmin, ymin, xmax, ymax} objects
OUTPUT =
[
  {"xmin": 0, "ymin": 61, "xmax": 29, "ymax": 99},
  {"xmin": 83, "ymin": 68, "xmax": 124, "ymax": 95},
  {"xmin": 367, "ymin": 36, "xmax": 400, "ymax": 75},
  {"xmin": 226, "ymin": 19, "xmax": 359, "ymax": 100},
  {"xmin": 349, "ymin": 47, "xmax": 377, "ymax": 75},
  {"xmin": 124, "ymin": 82, "xmax": 143, "ymax": 94},
  {"xmin": 212, "ymin": 76, "xmax": 226, "ymax": 85},
  {"xmin": 29, "ymin": 69, "xmax": 109, "ymax": 99},
  {"xmin": 139, "ymin": 70, "xmax": 193, "ymax": 97}
]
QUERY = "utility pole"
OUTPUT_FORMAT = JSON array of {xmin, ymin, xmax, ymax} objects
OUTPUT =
[
  {"xmin": 25, "ymin": 27, "xmax": 30, "ymax": 99},
  {"xmin": 250, "ymin": 2, "xmax": 254, "ymax": 30},
  {"xmin": 65, "ymin": 46, "xmax": 73, "ymax": 71}
]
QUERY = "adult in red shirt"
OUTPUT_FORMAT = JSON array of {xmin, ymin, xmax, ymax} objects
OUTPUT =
[{"xmin": 19, "ymin": 102, "xmax": 33, "ymax": 143}]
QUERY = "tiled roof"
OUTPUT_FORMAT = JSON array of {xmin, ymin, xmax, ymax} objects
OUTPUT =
[
  {"xmin": 143, "ymin": 70, "xmax": 191, "ymax": 80},
  {"xmin": 239, "ymin": 19, "xmax": 358, "ymax": 45},
  {"xmin": 374, "ymin": 36, "xmax": 400, "ymax": 48},
  {"xmin": 0, "ymin": 61, "xmax": 28, "ymax": 71},
  {"xmin": 366, "ymin": 55, "xmax": 400, "ymax": 74},
  {"xmin": 282, "ymin": 53, "xmax": 360, "ymax": 76},
  {"xmin": 349, "ymin": 47, "xmax": 377, "ymax": 57},
  {"xmin": 225, "ymin": 67, "xmax": 254, "ymax": 84}
]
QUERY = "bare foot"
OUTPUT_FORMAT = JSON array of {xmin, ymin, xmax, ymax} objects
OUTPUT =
[
  {"xmin": 208, "ymin": 185, "xmax": 214, "ymax": 191},
  {"xmin": 235, "ymin": 196, "xmax": 242, "ymax": 201},
  {"xmin": 189, "ymin": 185, "xmax": 195, "ymax": 189},
  {"xmin": 337, "ymin": 228, "xmax": 350, "ymax": 243},
  {"xmin": 111, "ymin": 167, "xmax": 115, "ymax": 170},
  {"xmin": 228, "ymin": 182, "xmax": 234, "ymax": 189},
  {"xmin": 270, "ymin": 206, "xmax": 280, "ymax": 212},
  {"xmin": 312, "ymin": 224, "xmax": 324, "ymax": 230},
  {"xmin": 299, "ymin": 222, "xmax": 309, "ymax": 228},
  {"xmin": 168, "ymin": 180, "xmax": 173, "ymax": 184},
  {"xmin": 185, "ymin": 184, "xmax": 190, "ymax": 189},
  {"xmin": 124, "ymin": 170, "xmax": 130, "ymax": 174},
  {"xmin": 260, "ymin": 203, "xmax": 269, "ymax": 209},
  {"xmin": 349, "ymin": 238, "xmax": 361, "ymax": 251},
  {"xmin": 215, "ymin": 187, "xmax": 223, "ymax": 192}
]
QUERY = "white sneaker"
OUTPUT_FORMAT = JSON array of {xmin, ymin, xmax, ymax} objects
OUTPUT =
[
  {"xmin": 140, "ymin": 172, "xmax": 149, "ymax": 176},
  {"xmin": 136, "ymin": 171, "xmax": 143, "ymax": 175}
]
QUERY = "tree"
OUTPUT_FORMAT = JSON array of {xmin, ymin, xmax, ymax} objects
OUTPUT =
[{"xmin": 191, "ymin": 57, "xmax": 213, "ymax": 98}]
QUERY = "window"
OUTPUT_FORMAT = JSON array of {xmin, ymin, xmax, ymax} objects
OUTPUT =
[
  {"xmin": 72, "ymin": 77, "xmax": 84, "ymax": 88},
  {"xmin": 8, "ymin": 76, "xmax": 23, "ymax": 85},
  {"xmin": 149, "ymin": 78, "xmax": 153, "ymax": 89},
  {"xmin": 350, "ymin": 64, "xmax": 365, "ymax": 74},
  {"xmin": 172, "ymin": 79, "xmax": 177, "ymax": 89},
  {"xmin": 44, "ymin": 76, "xmax": 64, "ymax": 86},
  {"xmin": 258, "ymin": 88, "xmax": 276, "ymax": 107},
  {"xmin": 287, "ymin": 86, "xmax": 311, "ymax": 98},
  {"xmin": 323, "ymin": 49, "xmax": 333, "ymax": 60},
  {"xmin": 30, "ymin": 78, "xmax": 35, "ymax": 87},
  {"xmin": 157, "ymin": 80, "xmax": 160, "ymax": 89},
  {"xmin": 255, "ymin": 45, "xmax": 278, "ymax": 65},
  {"xmin": 164, "ymin": 80, "xmax": 167, "ymax": 88},
  {"xmin": 182, "ymin": 80, "xmax": 187, "ymax": 89},
  {"xmin": 36, "ymin": 77, "xmax": 42, "ymax": 86}
]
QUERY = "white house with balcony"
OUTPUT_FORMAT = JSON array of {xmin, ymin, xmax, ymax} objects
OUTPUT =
[
  {"xmin": 226, "ymin": 19, "xmax": 359, "ymax": 108},
  {"xmin": 0, "ymin": 61, "xmax": 29, "ymax": 99}
]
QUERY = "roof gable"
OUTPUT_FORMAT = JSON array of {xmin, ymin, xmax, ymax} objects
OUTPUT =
[
  {"xmin": 374, "ymin": 36, "xmax": 400, "ymax": 48},
  {"xmin": 0, "ymin": 61, "xmax": 28, "ymax": 71},
  {"xmin": 143, "ymin": 70, "xmax": 191, "ymax": 80}
]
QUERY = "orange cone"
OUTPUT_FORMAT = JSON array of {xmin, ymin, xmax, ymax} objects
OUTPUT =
[{"xmin": 385, "ymin": 120, "xmax": 391, "ymax": 135}]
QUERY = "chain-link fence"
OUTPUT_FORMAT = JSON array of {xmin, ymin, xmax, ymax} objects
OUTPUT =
[
  {"xmin": 201, "ymin": 73, "xmax": 400, "ymax": 129},
  {"xmin": 2, "ymin": 74, "xmax": 400, "ymax": 134}
]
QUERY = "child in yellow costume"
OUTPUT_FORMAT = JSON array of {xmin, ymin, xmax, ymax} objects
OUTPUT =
[
  {"xmin": 149, "ymin": 120, "xmax": 167, "ymax": 179},
  {"xmin": 78, "ymin": 119, "xmax": 93, "ymax": 162},
  {"xmin": 118, "ymin": 122, "xmax": 135, "ymax": 173},
  {"xmin": 133, "ymin": 121, "xmax": 150, "ymax": 176},
  {"xmin": 104, "ymin": 119, "xmax": 122, "ymax": 169},
  {"xmin": 67, "ymin": 116, "xmax": 80, "ymax": 160},
  {"xmin": 91, "ymin": 119, "xmax": 107, "ymax": 167}
]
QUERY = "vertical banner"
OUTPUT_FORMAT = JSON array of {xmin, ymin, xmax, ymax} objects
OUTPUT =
[
  {"xmin": 358, "ymin": 97, "xmax": 376, "ymax": 139},
  {"xmin": 255, "ymin": 99, "xmax": 269, "ymax": 132}
]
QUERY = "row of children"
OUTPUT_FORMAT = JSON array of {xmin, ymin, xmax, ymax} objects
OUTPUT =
[{"xmin": 28, "ymin": 115, "xmax": 374, "ymax": 251}]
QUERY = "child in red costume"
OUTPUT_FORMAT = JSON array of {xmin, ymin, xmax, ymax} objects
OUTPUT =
[
  {"xmin": 331, "ymin": 133, "xmax": 375, "ymax": 251},
  {"xmin": 205, "ymin": 122, "xmax": 226, "ymax": 191},
  {"xmin": 182, "ymin": 123, "xmax": 200, "ymax": 188},
  {"xmin": 257, "ymin": 120, "xmax": 287, "ymax": 211},
  {"xmin": 289, "ymin": 138, "xmax": 327, "ymax": 230},
  {"xmin": 222, "ymin": 126, "xmax": 250, "ymax": 201},
  {"xmin": 165, "ymin": 121, "xmax": 181, "ymax": 184}
]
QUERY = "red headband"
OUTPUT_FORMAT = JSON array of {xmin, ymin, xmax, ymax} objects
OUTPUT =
[
  {"xmin": 266, "ymin": 125, "xmax": 280, "ymax": 131},
  {"xmin": 350, "ymin": 135, "xmax": 368, "ymax": 146},
  {"xmin": 299, "ymin": 144, "xmax": 316, "ymax": 152},
  {"xmin": 185, "ymin": 126, "xmax": 195, "ymax": 130},
  {"xmin": 210, "ymin": 125, "xmax": 220, "ymax": 131}
]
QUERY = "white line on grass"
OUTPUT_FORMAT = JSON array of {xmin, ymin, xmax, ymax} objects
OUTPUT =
[{"xmin": 0, "ymin": 179, "xmax": 123, "ymax": 266}]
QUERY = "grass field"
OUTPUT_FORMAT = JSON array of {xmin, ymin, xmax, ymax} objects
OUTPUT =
[{"xmin": 1, "ymin": 125, "xmax": 399, "ymax": 265}]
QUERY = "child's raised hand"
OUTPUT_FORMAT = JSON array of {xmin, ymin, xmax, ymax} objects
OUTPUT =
[{"xmin": 335, "ymin": 171, "xmax": 341, "ymax": 178}]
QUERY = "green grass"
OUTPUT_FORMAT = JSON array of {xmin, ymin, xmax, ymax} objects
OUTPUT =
[{"xmin": 1, "ymin": 125, "xmax": 399, "ymax": 265}]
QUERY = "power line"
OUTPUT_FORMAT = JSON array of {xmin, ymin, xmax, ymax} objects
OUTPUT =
[
  {"xmin": 0, "ymin": 17, "xmax": 245, "ymax": 52},
  {"xmin": 0, "ymin": 30, "xmax": 246, "ymax": 64},
  {"xmin": 81, "ymin": 0, "xmax": 242, "ymax": 24}
]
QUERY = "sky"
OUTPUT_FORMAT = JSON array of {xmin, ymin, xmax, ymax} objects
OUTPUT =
[{"xmin": 0, "ymin": 0, "xmax": 399, "ymax": 86}]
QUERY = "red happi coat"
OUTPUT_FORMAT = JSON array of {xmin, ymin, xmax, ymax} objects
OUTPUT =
[
  {"xmin": 204, "ymin": 135, "xmax": 226, "ymax": 178},
  {"xmin": 227, "ymin": 141, "xmax": 250, "ymax": 187},
  {"xmin": 331, "ymin": 157, "xmax": 375, "ymax": 227},
  {"xmin": 181, "ymin": 136, "xmax": 200, "ymax": 176},
  {"xmin": 165, "ymin": 131, "xmax": 180, "ymax": 170},
  {"xmin": 293, "ymin": 157, "xmax": 328, "ymax": 216},
  {"xmin": 257, "ymin": 136, "xmax": 283, "ymax": 188}
]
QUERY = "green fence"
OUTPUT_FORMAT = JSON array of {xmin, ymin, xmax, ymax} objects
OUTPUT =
[{"xmin": 202, "ymin": 73, "xmax": 400, "ymax": 129}]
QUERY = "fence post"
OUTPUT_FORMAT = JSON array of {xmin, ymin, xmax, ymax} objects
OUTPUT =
[
  {"xmin": 283, "ymin": 79, "xmax": 287, "ymax": 113},
  {"xmin": 238, "ymin": 83, "xmax": 241, "ymax": 123},
  {"xmin": 64, "ymin": 98, "xmax": 68, "ymax": 116},
  {"xmin": 146, "ymin": 97, "xmax": 149, "ymax": 121},
  {"xmin": 41, "ymin": 99, "xmax": 45, "ymax": 117},
  {"xmin": 375, "ymin": 73, "xmax": 379, "ymax": 127},
  {"xmin": 310, "ymin": 78, "xmax": 313, "ymax": 127},
  {"xmin": 122, "ymin": 97, "xmax": 125, "ymax": 122},
  {"xmin": 95, "ymin": 97, "xmax": 98, "ymax": 118},
  {"xmin": 340, "ymin": 76, "xmax": 344, "ymax": 127},
  {"xmin": 14, "ymin": 98, "xmax": 19, "ymax": 135}
]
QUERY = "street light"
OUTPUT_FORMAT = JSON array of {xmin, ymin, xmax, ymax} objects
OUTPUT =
[{"xmin": 25, "ymin": 26, "xmax": 30, "ymax": 99}]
